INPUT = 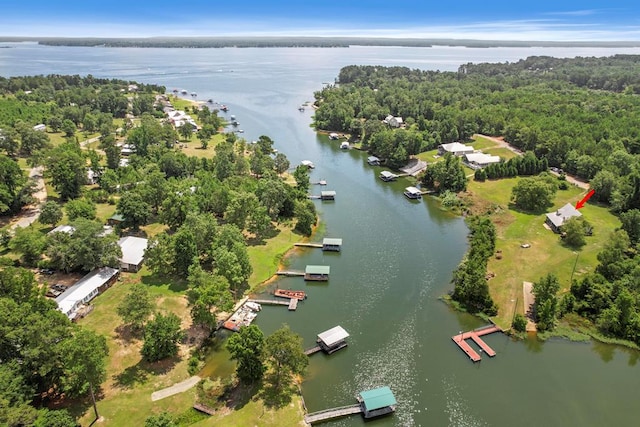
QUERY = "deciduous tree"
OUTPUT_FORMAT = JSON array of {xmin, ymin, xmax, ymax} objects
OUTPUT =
[
  {"xmin": 227, "ymin": 325, "xmax": 265, "ymax": 383},
  {"xmin": 117, "ymin": 284, "xmax": 154, "ymax": 331},
  {"xmin": 263, "ymin": 325, "xmax": 308, "ymax": 392},
  {"xmin": 39, "ymin": 200, "xmax": 63, "ymax": 227},
  {"xmin": 141, "ymin": 312, "xmax": 184, "ymax": 362}
]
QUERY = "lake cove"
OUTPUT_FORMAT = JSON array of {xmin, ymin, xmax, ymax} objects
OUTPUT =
[{"xmin": 3, "ymin": 44, "xmax": 640, "ymax": 426}]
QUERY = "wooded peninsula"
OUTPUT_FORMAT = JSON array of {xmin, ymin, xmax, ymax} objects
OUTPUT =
[{"xmin": 313, "ymin": 55, "xmax": 640, "ymax": 344}]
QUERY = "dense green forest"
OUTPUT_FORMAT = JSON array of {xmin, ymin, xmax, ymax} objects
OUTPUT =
[
  {"xmin": 313, "ymin": 56, "xmax": 640, "ymax": 344},
  {"xmin": 314, "ymin": 56, "xmax": 640, "ymax": 210}
]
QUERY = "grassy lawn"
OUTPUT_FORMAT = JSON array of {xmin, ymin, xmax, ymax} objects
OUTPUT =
[
  {"xmin": 247, "ymin": 223, "xmax": 304, "ymax": 288},
  {"xmin": 77, "ymin": 268, "xmax": 195, "ymax": 426},
  {"xmin": 72, "ymin": 219, "xmax": 306, "ymax": 426},
  {"xmin": 179, "ymin": 134, "xmax": 226, "ymax": 158},
  {"xmin": 465, "ymin": 177, "xmax": 620, "ymax": 330},
  {"xmin": 468, "ymin": 135, "xmax": 497, "ymax": 150},
  {"xmin": 483, "ymin": 146, "xmax": 519, "ymax": 160}
]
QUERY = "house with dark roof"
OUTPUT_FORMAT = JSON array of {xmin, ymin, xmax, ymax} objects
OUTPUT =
[{"xmin": 545, "ymin": 203, "xmax": 582, "ymax": 233}]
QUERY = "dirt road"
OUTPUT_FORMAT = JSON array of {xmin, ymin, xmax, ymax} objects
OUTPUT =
[{"xmin": 10, "ymin": 166, "xmax": 47, "ymax": 231}]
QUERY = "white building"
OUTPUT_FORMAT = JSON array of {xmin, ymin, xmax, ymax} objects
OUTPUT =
[
  {"xmin": 33, "ymin": 124, "xmax": 46, "ymax": 132},
  {"xmin": 464, "ymin": 152, "xmax": 501, "ymax": 168},
  {"xmin": 438, "ymin": 142, "xmax": 474, "ymax": 156},
  {"xmin": 118, "ymin": 236, "xmax": 149, "ymax": 272},
  {"xmin": 56, "ymin": 267, "xmax": 119, "ymax": 320}
]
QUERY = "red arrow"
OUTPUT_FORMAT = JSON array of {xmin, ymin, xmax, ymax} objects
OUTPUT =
[{"xmin": 575, "ymin": 189, "xmax": 595, "ymax": 209}]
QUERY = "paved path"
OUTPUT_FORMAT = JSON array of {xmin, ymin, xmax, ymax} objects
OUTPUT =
[
  {"xmin": 10, "ymin": 166, "xmax": 47, "ymax": 232},
  {"xmin": 151, "ymin": 376, "xmax": 201, "ymax": 402},
  {"xmin": 522, "ymin": 281, "xmax": 537, "ymax": 332}
]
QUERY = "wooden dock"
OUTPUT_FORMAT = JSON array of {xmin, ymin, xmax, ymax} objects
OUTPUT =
[
  {"xmin": 294, "ymin": 242, "xmax": 323, "ymax": 248},
  {"xmin": 288, "ymin": 298, "xmax": 298, "ymax": 310},
  {"xmin": 452, "ymin": 324, "xmax": 501, "ymax": 362},
  {"xmin": 304, "ymin": 404, "xmax": 363, "ymax": 424},
  {"xmin": 247, "ymin": 299, "xmax": 289, "ymax": 306},
  {"xmin": 193, "ymin": 403, "xmax": 216, "ymax": 415},
  {"xmin": 304, "ymin": 345, "xmax": 322, "ymax": 355},
  {"xmin": 276, "ymin": 270, "xmax": 305, "ymax": 277}
]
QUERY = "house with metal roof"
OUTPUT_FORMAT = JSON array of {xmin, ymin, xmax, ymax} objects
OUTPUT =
[
  {"xmin": 317, "ymin": 325, "xmax": 349, "ymax": 354},
  {"xmin": 358, "ymin": 386, "xmax": 397, "ymax": 418},
  {"xmin": 464, "ymin": 152, "xmax": 501, "ymax": 168},
  {"xmin": 48, "ymin": 224, "xmax": 76, "ymax": 235},
  {"xmin": 438, "ymin": 142, "xmax": 474, "ymax": 156},
  {"xmin": 56, "ymin": 267, "xmax": 119, "ymax": 320},
  {"xmin": 305, "ymin": 265, "xmax": 330, "ymax": 281},
  {"xmin": 117, "ymin": 236, "xmax": 148, "ymax": 272},
  {"xmin": 545, "ymin": 203, "xmax": 582, "ymax": 233},
  {"xmin": 322, "ymin": 238, "xmax": 343, "ymax": 252}
]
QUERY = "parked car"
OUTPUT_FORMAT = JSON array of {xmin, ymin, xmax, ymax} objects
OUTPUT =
[{"xmin": 39, "ymin": 268, "xmax": 54, "ymax": 275}]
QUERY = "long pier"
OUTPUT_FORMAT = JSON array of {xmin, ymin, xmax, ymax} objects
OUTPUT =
[
  {"xmin": 294, "ymin": 243, "xmax": 323, "ymax": 248},
  {"xmin": 276, "ymin": 270, "xmax": 305, "ymax": 277},
  {"xmin": 304, "ymin": 404, "xmax": 363, "ymax": 424},
  {"xmin": 247, "ymin": 299, "xmax": 289, "ymax": 306},
  {"xmin": 452, "ymin": 324, "xmax": 501, "ymax": 362}
]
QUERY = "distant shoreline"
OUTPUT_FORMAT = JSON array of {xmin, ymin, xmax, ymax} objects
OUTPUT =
[{"xmin": 3, "ymin": 36, "xmax": 640, "ymax": 49}]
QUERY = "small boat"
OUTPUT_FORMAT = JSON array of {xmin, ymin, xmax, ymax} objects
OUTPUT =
[
  {"xmin": 329, "ymin": 132, "xmax": 339, "ymax": 140},
  {"xmin": 230, "ymin": 115, "xmax": 236, "ymax": 120},
  {"xmin": 207, "ymin": 99, "xmax": 213, "ymax": 103},
  {"xmin": 191, "ymin": 92, "xmax": 197, "ymax": 97},
  {"xmin": 301, "ymin": 160, "xmax": 315, "ymax": 169},
  {"xmin": 180, "ymin": 89, "xmax": 187, "ymax": 94},
  {"xmin": 232, "ymin": 120, "xmax": 239, "ymax": 126},
  {"xmin": 245, "ymin": 301, "xmax": 262, "ymax": 311},
  {"xmin": 172, "ymin": 89, "xmax": 178, "ymax": 93},
  {"xmin": 340, "ymin": 141, "xmax": 349, "ymax": 149},
  {"xmin": 274, "ymin": 289, "xmax": 307, "ymax": 300},
  {"xmin": 298, "ymin": 105, "xmax": 305, "ymax": 111},
  {"xmin": 238, "ymin": 129, "xmax": 244, "ymax": 133},
  {"xmin": 220, "ymin": 105, "xmax": 229, "ymax": 112}
]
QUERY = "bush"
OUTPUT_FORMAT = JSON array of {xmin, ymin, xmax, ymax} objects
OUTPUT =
[
  {"xmin": 512, "ymin": 314, "xmax": 527, "ymax": 332},
  {"xmin": 187, "ymin": 355, "xmax": 201, "ymax": 375}
]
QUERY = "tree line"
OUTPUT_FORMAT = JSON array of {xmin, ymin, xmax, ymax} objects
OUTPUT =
[{"xmin": 313, "ymin": 58, "xmax": 640, "ymax": 212}]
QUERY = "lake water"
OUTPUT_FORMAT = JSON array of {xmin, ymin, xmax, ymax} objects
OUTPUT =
[{"xmin": 3, "ymin": 43, "xmax": 640, "ymax": 426}]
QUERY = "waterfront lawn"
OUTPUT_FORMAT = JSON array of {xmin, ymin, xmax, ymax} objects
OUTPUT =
[
  {"xmin": 247, "ymin": 223, "xmax": 303, "ymax": 288},
  {"xmin": 465, "ymin": 177, "xmax": 620, "ymax": 330},
  {"xmin": 77, "ymin": 268, "xmax": 195, "ymax": 427},
  {"xmin": 179, "ymin": 133, "xmax": 226, "ymax": 158},
  {"xmin": 191, "ymin": 395, "xmax": 304, "ymax": 427}
]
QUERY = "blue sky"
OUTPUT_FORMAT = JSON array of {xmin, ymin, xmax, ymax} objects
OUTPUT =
[{"xmin": 1, "ymin": 1, "xmax": 639, "ymax": 40}]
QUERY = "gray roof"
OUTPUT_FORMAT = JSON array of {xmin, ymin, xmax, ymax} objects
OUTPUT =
[
  {"xmin": 380, "ymin": 171, "xmax": 397, "ymax": 179},
  {"xmin": 321, "ymin": 190, "xmax": 336, "ymax": 196},
  {"xmin": 56, "ymin": 267, "xmax": 119, "ymax": 318},
  {"xmin": 323, "ymin": 238, "xmax": 343, "ymax": 246},
  {"xmin": 118, "ymin": 236, "xmax": 148, "ymax": 266},
  {"xmin": 317, "ymin": 325, "xmax": 349, "ymax": 346},
  {"xmin": 305, "ymin": 265, "xmax": 331, "ymax": 275},
  {"xmin": 405, "ymin": 186, "xmax": 421, "ymax": 195},
  {"xmin": 546, "ymin": 203, "xmax": 582, "ymax": 228}
]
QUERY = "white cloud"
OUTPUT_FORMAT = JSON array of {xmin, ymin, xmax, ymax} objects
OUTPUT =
[{"xmin": 2, "ymin": 17, "xmax": 640, "ymax": 41}]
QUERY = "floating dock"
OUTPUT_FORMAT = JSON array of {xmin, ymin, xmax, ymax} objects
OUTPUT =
[
  {"xmin": 274, "ymin": 289, "xmax": 307, "ymax": 300},
  {"xmin": 288, "ymin": 298, "xmax": 298, "ymax": 310},
  {"xmin": 452, "ymin": 324, "xmax": 501, "ymax": 362},
  {"xmin": 304, "ymin": 386, "xmax": 396, "ymax": 424}
]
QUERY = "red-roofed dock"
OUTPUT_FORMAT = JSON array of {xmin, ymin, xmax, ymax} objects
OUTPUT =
[{"xmin": 452, "ymin": 324, "xmax": 501, "ymax": 362}]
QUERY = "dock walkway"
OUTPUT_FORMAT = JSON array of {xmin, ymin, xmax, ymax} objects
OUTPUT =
[
  {"xmin": 304, "ymin": 345, "xmax": 322, "ymax": 355},
  {"xmin": 288, "ymin": 298, "xmax": 298, "ymax": 310},
  {"xmin": 247, "ymin": 299, "xmax": 289, "ymax": 306},
  {"xmin": 294, "ymin": 242, "xmax": 323, "ymax": 248},
  {"xmin": 276, "ymin": 270, "xmax": 305, "ymax": 277},
  {"xmin": 304, "ymin": 404, "xmax": 363, "ymax": 424}
]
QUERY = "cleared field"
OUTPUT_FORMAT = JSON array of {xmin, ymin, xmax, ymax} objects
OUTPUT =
[{"xmin": 465, "ymin": 177, "xmax": 620, "ymax": 330}]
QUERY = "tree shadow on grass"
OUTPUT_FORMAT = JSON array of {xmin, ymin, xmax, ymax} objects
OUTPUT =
[
  {"xmin": 114, "ymin": 323, "xmax": 142, "ymax": 345},
  {"xmin": 141, "ymin": 272, "xmax": 188, "ymax": 293},
  {"xmin": 246, "ymin": 224, "xmax": 280, "ymax": 246},
  {"xmin": 259, "ymin": 374, "xmax": 296, "ymax": 409},
  {"xmin": 221, "ymin": 380, "xmax": 260, "ymax": 411},
  {"xmin": 112, "ymin": 356, "xmax": 181, "ymax": 390},
  {"xmin": 507, "ymin": 202, "xmax": 551, "ymax": 216}
]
